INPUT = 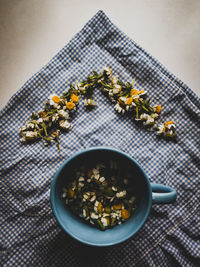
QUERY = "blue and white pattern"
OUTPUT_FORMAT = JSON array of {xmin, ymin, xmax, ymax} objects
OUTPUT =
[{"xmin": 0, "ymin": 10, "xmax": 200, "ymax": 267}]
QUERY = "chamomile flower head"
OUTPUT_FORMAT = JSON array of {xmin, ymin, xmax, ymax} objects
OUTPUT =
[
  {"xmin": 154, "ymin": 124, "xmax": 165, "ymax": 135},
  {"xmin": 133, "ymin": 95, "xmax": 140, "ymax": 102},
  {"xmin": 118, "ymin": 97, "xmax": 127, "ymax": 105},
  {"xmin": 138, "ymin": 90, "xmax": 147, "ymax": 96},
  {"xmin": 74, "ymin": 81, "xmax": 79, "ymax": 90},
  {"xmin": 151, "ymin": 113, "xmax": 159, "ymax": 120},
  {"xmin": 21, "ymin": 131, "xmax": 38, "ymax": 141},
  {"xmin": 58, "ymin": 109, "xmax": 69, "ymax": 119},
  {"xmin": 114, "ymin": 103, "xmax": 125, "ymax": 114},
  {"xmin": 163, "ymin": 121, "xmax": 177, "ymax": 137},
  {"xmin": 125, "ymin": 97, "xmax": 135, "ymax": 111},
  {"xmin": 70, "ymin": 94, "xmax": 79, "ymax": 103},
  {"xmin": 52, "ymin": 113, "xmax": 59, "ymax": 122},
  {"xmin": 140, "ymin": 113, "xmax": 149, "ymax": 120},
  {"xmin": 102, "ymin": 67, "xmax": 112, "ymax": 79},
  {"xmin": 164, "ymin": 121, "xmax": 174, "ymax": 127},
  {"xmin": 112, "ymin": 77, "xmax": 118, "ymax": 85},
  {"xmin": 76, "ymin": 82, "xmax": 83, "ymax": 90},
  {"xmin": 126, "ymin": 97, "xmax": 133, "ymax": 105},
  {"xmin": 143, "ymin": 117, "xmax": 155, "ymax": 126},
  {"xmin": 26, "ymin": 122, "xmax": 35, "ymax": 130},
  {"xmin": 37, "ymin": 118, "xmax": 43, "ymax": 124},
  {"xmin": 84, "ymin": 98, "xmax": 96, "ymax": 107},
  {"xmin": 59, "ymin": 120, "xmax": 72, "ymax": 131},
  {"xmin": 66, "ymin": 101, "xmax": 75, "ymax": 110},
  {"xmin": 154, "ymin": 121, "xmax": 176, "ymax": 137},
  {"xmin": 112, "ymin": 84, "xmax": 122, "ymax": 94},
  {"xmin": 139, "ymin": 113, "xmax": 155, "ymax": 126},
  {"xmin": 130, "ymin": 89, "xmax": 139, "ymax": 97},
  {"xmin": 154, "ymin": 105, "xmax": 162, "ymax": 114},
  {"xmin": 48, "ymin": 94, "xmax": 61, "ymax": 105}
]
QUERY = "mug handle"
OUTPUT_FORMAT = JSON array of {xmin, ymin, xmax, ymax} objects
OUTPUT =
[{"xmin": 151, "ymin": 183, "xmax": 177, "ymax": 204}]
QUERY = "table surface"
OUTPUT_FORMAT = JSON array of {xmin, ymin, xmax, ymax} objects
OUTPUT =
[{"xmin": 0, "ymin": 0, "xmax": 200, "ymax": 110}]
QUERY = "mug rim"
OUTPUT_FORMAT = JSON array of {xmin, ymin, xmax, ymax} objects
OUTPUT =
[{"xmin": 50, "ymin": 146, "xmax": 152, "ymax": 246}]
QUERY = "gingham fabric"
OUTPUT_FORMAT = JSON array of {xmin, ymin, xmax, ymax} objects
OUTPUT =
[{"xmin": 0, "ymin": 10, "xmax": 199, "ymax": 267}]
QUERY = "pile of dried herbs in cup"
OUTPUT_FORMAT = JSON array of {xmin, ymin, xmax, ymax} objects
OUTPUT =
[{"xmin": 62, "ymin": 161, "xmax": 137, "ymax": 230}]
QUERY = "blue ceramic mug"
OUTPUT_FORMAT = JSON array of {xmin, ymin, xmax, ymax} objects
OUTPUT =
[{"xmin": 50, "ymin": 147, "xmax": 177, "ymax": 246}]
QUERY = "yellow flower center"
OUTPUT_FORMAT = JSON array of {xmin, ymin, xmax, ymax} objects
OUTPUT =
[
  {"xmin": 66, "ymin": 101, "xmax": 75, "ymax": 110},
  {"xmin": 126, "ymin": 97, "xmax": 133, "ymax": 105},
  {"xmin": 97, "ymin": 203, "xmax": 103, "ymax": 213},
  {"xmin": 156, "ymin": 105, "xmax": 162, "ymax": 114},
  {"xmin": 164, "ymin": 121, "xmax": 173, "ymax": 127},
  {"xmin": 121, "ymin": 209, "xmax": 130, "ymax": 219},
  {"xmin": 71, "ymin": 94, "xmax": 79, "ymax": 103},
  {"xmin": 68, "ymin": 188, "xmax": 75, "ymax": 198},
  {"xmin": 138, "ymin": 90, "xmax": 145, "ymax": 94},
  {"xmin": 52, "ymin": 95, "xmax": 60, "ymax": 103},
  {"xmin": 113, "ymin": 204, "xmax": 122, "ymax": 210},
  {"xmin": 105, "ymin": 217, "xmax": 110, "ymax": 226},
  {"xmin": 130, "ymin": 89, "xmax": 138, "ymax": 96}
]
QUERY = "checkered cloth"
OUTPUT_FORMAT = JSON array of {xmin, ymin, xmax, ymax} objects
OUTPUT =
[{"xmin": 1, "ymin": 10, "xmax": 200, "ymax": 267}]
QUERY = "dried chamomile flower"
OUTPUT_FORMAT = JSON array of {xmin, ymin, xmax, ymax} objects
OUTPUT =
[
  {"xmin": 154, "ymin": 105, "xmax": 162, "ymax": 114},
  {"xmin": 66, "ymin": 101, "xmax": 75, "ymax": 110},
  {"xmin": 102, "ymin": 67, "xmax": 112, "ymax": 80},
  {"xmin": 163, "ymin": 121, "xmax": 177, "ymax": 137},
  {"xmin": 59, "ymin": 120, "xmax": 72, "ymax": 131},
  {"xmin": 155, "ymin": 121, "xmax": 177, "ymax": 138},
  {"xmin": 20, "ymin": 131, "xmax": 38, "ymax": 142},
  {"xmin": 84, "ymin": 98, "xmax": 96, "ymax": 107},
  {"xmin": 70, "ymin": 94, "xmax": 79, "ymax": 103},
  {"xmin": 48, "ymin": 94, "xmax": 61, "ymax": 108},
  {"xmin": 58, "ymin": 110, "xmax": 69, "ymax": 119},
  {"xmin": 114, "ymin": 102, "xmax": 126, "ymax": 114}
]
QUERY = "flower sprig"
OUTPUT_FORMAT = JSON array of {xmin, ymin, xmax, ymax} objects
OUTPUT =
[
  {"xmin": 20, "ymin": 67, "xmax": 177, "ymax": 151},
  {"xmin": 77, "ymin": 67, "xmax": 111, "ymax": 106},
  {"xmin": 20, "ymin": 68, "xmax": 111, "ymax": 150},
  {"xmin": 99, "ymin": 69, "xmax": 176, "ymax": 137}
]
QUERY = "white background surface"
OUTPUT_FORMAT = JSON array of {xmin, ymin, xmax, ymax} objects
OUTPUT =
[{"xmin": 0, "ymin": 0, "xmax": 200, "ymax": 109}]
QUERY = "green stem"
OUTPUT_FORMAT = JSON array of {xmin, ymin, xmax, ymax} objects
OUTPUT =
[
  {"xmin": 136, "ymin": 106, "xmax": 139, "ymax": 119},
  {"xmin": 37, "ymin": 131, "xmax": 44, "ymax": 139},
  {"xmin": 100, "ymin": 81, "xmax": 113, "ymax": 89},
  {"xmin": 97, "ymin": 73, "xmax": 104, "ymax": 79},
  {"xmin": 142, "ymin": 105, "xmax": 149, "ymax": 112},
  {"xmin": 131, "ymin": 78, "xmax": 135, "ymax": 86},
  {"xmin": 56, "ymin": 137, "xmax": 61, "ymax": 153},
  {"xmin": 41, "ymin": 123, "xmax": 48, "ymax": 136}
]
